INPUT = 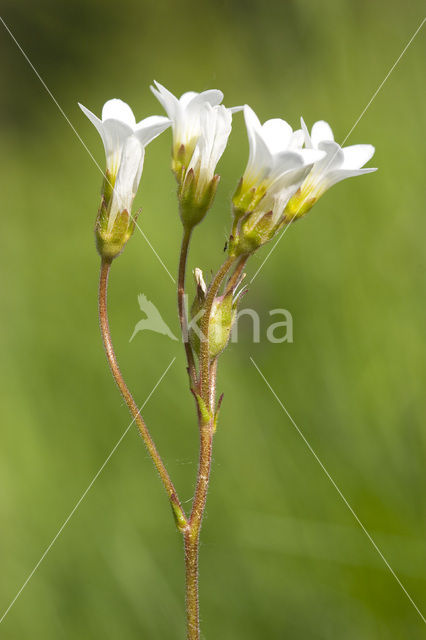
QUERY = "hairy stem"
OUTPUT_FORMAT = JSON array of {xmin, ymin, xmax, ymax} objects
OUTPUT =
[
  {"xmin": 98, "ymin": 258, "xmax": 188, "ymax": 531},
  {"xmin": 209, "ymin": 358, "xmax": 218, "ymax": 412},
  {"xmin": 183, "ymin": 257, "xmax": 235, "ymax": 639},
  {"xmin": 178, "ymin": 227, "xmax": 197, "ymax": 386},
  {"xmin": 184, "ymin": 416, "xmax": 214, "ymax": 640},
  {"xmin": 184, "ymin": 531, "xmax": 200, "ymax": 640},
  {"xmin": 225, "ymin": 255, "xmax": 248, "ymax": 294}
]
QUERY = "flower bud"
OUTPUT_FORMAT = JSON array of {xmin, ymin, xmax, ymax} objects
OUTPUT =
[
  {"xmin": 189, "ymin": 268, "xmax": 207, "ymax": 356},
  {"xmin": 189, "ymin": 268, "xmax": 242, "ymax": 360},
  {"xmin": 208, "ymin": 290, "xmax": 236, "ymax": 359}
]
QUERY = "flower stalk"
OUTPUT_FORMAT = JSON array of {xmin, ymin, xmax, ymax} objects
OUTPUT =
[
  {"xmin": 178, "ymin": 226, "xmax": 197, "ymax": 386},
  {"xmin": 98, "ymin": 258, "xmax": 188, "ymax": 532}
]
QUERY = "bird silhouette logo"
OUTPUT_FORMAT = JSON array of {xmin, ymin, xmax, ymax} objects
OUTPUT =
[{"xmin": 129, "ymin": 294, "xmax": 178, "ymax": 342}]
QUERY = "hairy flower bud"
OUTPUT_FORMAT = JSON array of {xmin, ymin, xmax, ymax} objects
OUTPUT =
[
  {"xmin": 189, "ymin": 268, "xmax": 243, "ymax": 359},
  {"xmin": 208, "ymin": 291, "xmax": 236, "ymax": 359}
]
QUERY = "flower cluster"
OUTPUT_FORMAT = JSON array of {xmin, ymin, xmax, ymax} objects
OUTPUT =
[
  {"xmin": 80, "ymin": 83, "xmax": 375, "ymax": 261},
  {"xmin": 229, "ymin": 108, "xmax": 376, "ymax": 257}
]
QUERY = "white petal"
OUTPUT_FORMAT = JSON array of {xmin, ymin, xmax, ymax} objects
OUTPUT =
[
  {"xmin": 289, "ymin": 129, "xmax": 304, "ymax": 150},
  {"xmin": 261, "ymin": 119, "xmax": 293, "ymax": 154},
  {"xmin": 323, "ymin": 167, "xmax": 377, "ymax": 190},
  {"xmin": 300, "ymin": 117, "xmax": 312, "ymax": 148},
  {"xmin": 179, "ymin": 91, "xmax": 199, "ymax": 107},
  {"xmin": 194, "ymin": 268, "xmax": 207, "ymax": 294},
  {"xmin": 188, "ymin": 104, "xmax": 232, "ymax": 190},
  {"xmin": 115, "ymin": 136, "xmax": 143, "ymax": 197},
  {"xmin": 195, "ymin": 106, "xmax": 215, "ymax": 175},
  {"xmin": 101, "ymin": 119, "xmax": 134, "ymax": 173},
  {"xmin": 311, "ymin": 120, "xmax": 334, "ymax": 147},
  {"xmin": 271, "ymin": 150, "xmax": 304, "ymax": 177},
  {"xmin": 300, "ymin": 149, "xmax": 327, "ymax": 166},
  {"xmin": 270, "ymin": 165, "xmax": 310, "ymax": 195},
  {"xmin": 247, "ymin": 129, "xmax": 273, "ymax": 182},
  {"xmin": 244, "ymin": 104, "xmax": 262, "ymax": 134},
  {"xmin": 109, "ymin": 136, "xmax": 143, "ymax": 228},
  {"xmin": 341, "ymin": 144, "xmax": 375, "ymax": 169},
  {"xmin": 204, "ymin": 105, "xmax": 232, "ymax": 174},
  {"xmin": 185, "ymin": 89, "xmax": 224, "ymax": 110},
  {"xmin": 313, "ymin": 140, "xmax": 344, "ymax": 174},
  {"xmin": 262, "ymin": 165, "xmax": 310, "ymax": 221},
  {"xmin": 79, "ymin": 102, "xmax": 104, "ymax": 139},
  {"xmin": 243, "ymin": 105, "xmax": 264, "ymax": 177},
  {"xmin": 151, "ymin": 81, "xmax": 180, "ymax": 121},
  {"xmin": 102, "ymin": 99, "xmax": 136, "ymax": 127},
  {"xmin": 133, "ymin": 146, "xmax": 146, "ymax": 194},
  {"xmin": 134, "ymin": 115, "xmax": 171, "ymax": 146}
]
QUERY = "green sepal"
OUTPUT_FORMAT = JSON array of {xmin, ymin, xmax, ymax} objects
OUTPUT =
[
  {"xmin": 95, "ymin": 203, "xmax": 138, "ymax": 261},
  {"xmin": 179, "ymin": 173, "xmax": 220, "ymax": 230},
  {"xmin": 172, "ymin": 143, "xmax": 187, "ymax": 181},
  {"xmin": 101, "ymin": 169, "xmax": 115, "ymax": 208},
  {"xmin": 172, "ymin": 141, "xmax": 197, "ymax": 182},
  {"xmin": 189, "ymin": 273, "xmax": 206, "ymax": 358},
  {"xmin": 213, "ymin": 393, "xmax": 224, "ymax": 433},
  {"xmin": 170, "ymin": 494, "xmax": 188, "ymax": 533},
  {"xmin": 193, "ymin": 391, "xmax": 213, "ymax": 427},
  {"xmin": 209, "ymin": 290, "xmax": 236, "ymax": 359},
  {"xmin": 229, "ymin": 210, "xmax": 279, "ymax": 257},
  {"xmin": 232, "ymin": 179, "xmax": 266, "ymax": 217},
  {"xmin": 285, "ymin": 188, "xmax": 317, "ymax": 219}
]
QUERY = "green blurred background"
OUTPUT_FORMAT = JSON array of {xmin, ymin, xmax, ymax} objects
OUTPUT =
[{"xmin": 0, "ymin": 0, "xmax": 425, "ymax": 637}]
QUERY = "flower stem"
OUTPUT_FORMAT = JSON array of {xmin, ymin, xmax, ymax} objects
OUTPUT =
[
  {"xmin": 184, "ymin": 530, "xmax": 200, "ymax": 640},
  {"xmin": 178, "ymin": 227, "xmax": 197, "ymax": 386},
  {"xmin": 98, "ymin": 258, "xmax": 188, "ymax": 531},
  {"xmin": 209, "ymin": 358, "xmax": 218, "ymax": 412},
  {"xmin": 182, "ymin": 257, "xmax": 235, "ymax": 639},
  {"xmin": 225, "ymin": 255, "xmax": 248, "ymax": 294},
  {"xmin": 184, "ymin": 417, "xmax": 214, "ymax": 640}
]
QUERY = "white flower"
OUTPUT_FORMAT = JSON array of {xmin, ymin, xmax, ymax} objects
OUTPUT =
[
  {"xmin": 298, "ymin": 117, "xmax": 376, "ymax": 200},
  {"xmin": 150, "ymin": 81, "xmax": 225, "ymax": 160},
  {"xmin": 151, "ymin": 82, "xmax": 239, "ymax": 226},
  {"xmin": 79, "ymin": 98, "xmax": 170, "ymax": 229},
  {"xmin": 186, "ymin": 103, "xmax": 232, "ymax": 199},
  {"xmin": 236, "ymin": 105, "xmax": 324, "ymax": 224}
]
